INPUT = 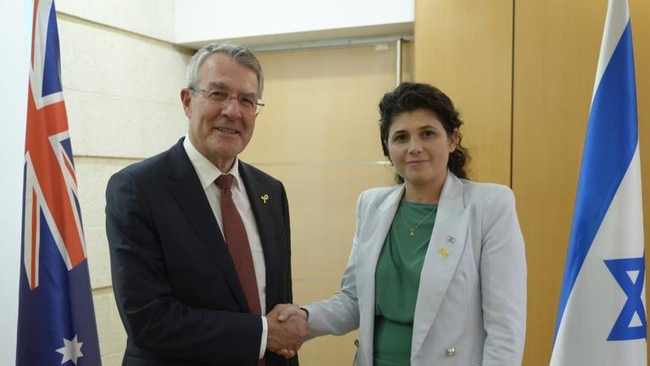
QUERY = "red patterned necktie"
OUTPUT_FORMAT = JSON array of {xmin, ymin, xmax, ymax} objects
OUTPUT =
[{"xmin": 215, "ymin": 174, "xmax": 262, "ymax": 316}]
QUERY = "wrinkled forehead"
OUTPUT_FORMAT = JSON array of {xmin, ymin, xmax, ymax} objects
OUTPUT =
[{"xmin": 198, "ymin": 53, "xmax": 260, "ymax": 95}]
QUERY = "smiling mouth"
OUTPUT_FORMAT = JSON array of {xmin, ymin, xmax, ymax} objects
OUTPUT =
[{"xmin": 216, "ymin": 127, "xmax": 238, "ymax": 135}]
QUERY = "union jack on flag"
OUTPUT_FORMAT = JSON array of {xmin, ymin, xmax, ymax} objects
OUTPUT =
[{"xmin": 16, "ymin": 0, "xmax": 102, "ymax": 365}]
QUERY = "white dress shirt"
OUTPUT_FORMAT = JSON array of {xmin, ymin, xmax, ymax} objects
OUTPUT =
[{"xmin": 183, "ymin": 137, "xmax": 268, "ymax": 358}]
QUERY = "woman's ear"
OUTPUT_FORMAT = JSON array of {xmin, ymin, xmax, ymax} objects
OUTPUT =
[{"xmin": 449, "ymin": 128, "xmax": 459, "ymax": 152}]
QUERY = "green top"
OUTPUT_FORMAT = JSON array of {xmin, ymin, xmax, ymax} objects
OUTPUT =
[{"xmin": 374, "ymin": 200, "xmax": 437, "ymax": 366}]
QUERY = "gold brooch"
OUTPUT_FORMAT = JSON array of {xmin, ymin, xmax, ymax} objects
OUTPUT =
[
  {"xmin": 439, "ymin": 247, "xmax": 449, "ymax": 258},
  {"xmin": 260, "ymin": 194, "xmax": 269, "ymax": 204}
]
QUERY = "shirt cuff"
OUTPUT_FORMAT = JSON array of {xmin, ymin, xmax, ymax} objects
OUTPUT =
[
  {"xmin": 300, "ymin": 307, "xmax": 309, "ymax": 321},
  {"xmin": 260, "ymin": 315, "xmax": 268, "ymax": 359}
]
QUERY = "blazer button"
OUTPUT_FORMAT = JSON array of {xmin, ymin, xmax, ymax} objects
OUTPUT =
[{"xmin": 445, "ymin": 347, "xmax": 456, "ymax": 357}]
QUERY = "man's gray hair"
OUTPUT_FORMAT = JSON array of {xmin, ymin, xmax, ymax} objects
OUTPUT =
[{"xmin": 185, "ymin": 41, "xmax": 264, "ymax": 97}]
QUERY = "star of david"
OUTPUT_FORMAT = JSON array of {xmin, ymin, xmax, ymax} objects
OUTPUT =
[{"xmin": 604, "ymin": 257, "xmax": 647, "ymax": 341}]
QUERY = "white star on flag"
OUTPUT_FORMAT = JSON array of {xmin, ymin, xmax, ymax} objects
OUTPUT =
[{"xmin": 56, "ymin": 335, "xmax": 84, "ymax": 365}]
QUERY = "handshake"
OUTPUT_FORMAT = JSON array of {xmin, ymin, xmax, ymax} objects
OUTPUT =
[{"xmin": 266, "ymin": 303, "xmax": 311, "ymax": 359}]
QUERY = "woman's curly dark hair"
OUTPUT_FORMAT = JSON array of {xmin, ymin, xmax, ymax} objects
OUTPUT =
[{"xmin": 379, "ymin": 82, "xmax": 470, "ymax": 182}]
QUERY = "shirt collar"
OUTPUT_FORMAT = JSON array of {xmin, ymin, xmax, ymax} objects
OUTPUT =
[{"xmin": 183, "ymin": 136, "xmax": 243, "ymax": 191}]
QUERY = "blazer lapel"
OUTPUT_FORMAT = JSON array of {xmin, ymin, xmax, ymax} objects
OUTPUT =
[
  {"xmin": 357, "ymin": 186, "xmax": 404, "ymax": 364},
  {"xmin": 166, "ymin": 140, "xmax": 248, "ymax": 310},
  {"xmin": 411, "ymin": 174, "xmax": 469, "ymax": 358}
]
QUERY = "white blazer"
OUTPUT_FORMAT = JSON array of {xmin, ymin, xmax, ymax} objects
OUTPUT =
[{"xmin": 304, "ymin": 173, "xmax": 527, "ymax": 366}]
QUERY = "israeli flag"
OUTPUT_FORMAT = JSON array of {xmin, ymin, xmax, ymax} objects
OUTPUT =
[{"xmin": 550, "ymin": 0, "xmax": 646, "ymax": 365}]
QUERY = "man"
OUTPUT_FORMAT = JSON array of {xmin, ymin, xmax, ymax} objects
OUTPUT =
[{"xmin": 105, "ymin": 42, "xmax": 308, "ymax": 366}]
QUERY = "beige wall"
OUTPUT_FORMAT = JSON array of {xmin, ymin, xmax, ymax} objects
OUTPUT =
[
  {"xmin": 415, "ymin": 0, "xmax": 650, "ymax": 364},
  {"xmin": 414, "ymin": 0, "xmax": 513, "ymax": 185}
]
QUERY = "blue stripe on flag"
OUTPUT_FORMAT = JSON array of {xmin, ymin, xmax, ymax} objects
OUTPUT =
[
  {"xmin": 42, "ymin": 1, "xmax": 62, "ymax": 97},
  {"xmin": 554, "ymin": 21, "xmax": 638, "ymax": 338}
]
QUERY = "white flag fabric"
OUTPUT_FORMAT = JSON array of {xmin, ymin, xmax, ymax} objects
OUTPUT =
[{"xmin": 550, "ymin": 0, "xmax": 647, "ymax": 365}]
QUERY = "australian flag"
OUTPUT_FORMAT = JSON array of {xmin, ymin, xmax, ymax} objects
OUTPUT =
[
  {"xmin": 550, "ymin": 0, "xmax": 646, "ymax": 365},
  {"xmin": 16, "ymin": 0, "xmax": 102, "ymax": 365}
]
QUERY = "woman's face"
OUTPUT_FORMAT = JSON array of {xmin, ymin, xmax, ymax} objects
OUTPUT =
[{"xmin": 387, "ymin": 108, "xmax": 457, "ymax": 189}]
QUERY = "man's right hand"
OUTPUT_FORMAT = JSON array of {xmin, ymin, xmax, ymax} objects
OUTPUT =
[{"xmin": 266, "ymin": 304, "xmax": 310, "ymax": 359}]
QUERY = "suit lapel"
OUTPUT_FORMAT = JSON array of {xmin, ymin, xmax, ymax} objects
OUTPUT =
[
  {"xmin": 411, "ymin": 174, "xmax": 469, "ymax": 357},
  {"xmin": 165, "ymin": 140, "xmax": 248, "ymax": 310},
  {"xmin": 238, "ymin": 162, "xmax": 281, "ymax": 309}
]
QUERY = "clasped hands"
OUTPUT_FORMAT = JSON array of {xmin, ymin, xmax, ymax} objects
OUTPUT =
[{"xmin": 266, "ymin": 303, "xmax": 310, "ymax": 359}]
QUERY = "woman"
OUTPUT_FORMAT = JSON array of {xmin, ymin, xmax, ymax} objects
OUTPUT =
[{"xmin": 286, "ymin": 82, "xmax": 526, "ymax": 365}]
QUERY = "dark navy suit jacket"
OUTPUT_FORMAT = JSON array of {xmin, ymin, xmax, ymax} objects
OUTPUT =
[{"xmin": 106, "ymin": 138, "xmax": 297, "ymax": 366}]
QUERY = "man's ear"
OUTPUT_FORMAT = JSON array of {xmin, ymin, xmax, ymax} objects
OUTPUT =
[{"xmin": 180, "ymin": 88, "xmax": 192, "ymax": 117}]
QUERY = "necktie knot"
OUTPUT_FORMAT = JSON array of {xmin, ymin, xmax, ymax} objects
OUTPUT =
[{"xmin": 216, "ymin": 174, "xmax": 234, "ymax": 190}]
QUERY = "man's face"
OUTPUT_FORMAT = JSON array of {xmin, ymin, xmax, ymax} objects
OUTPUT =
[{"xmin": 181, "ymin": 52, "xmax": 260, "ymax": 172}]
